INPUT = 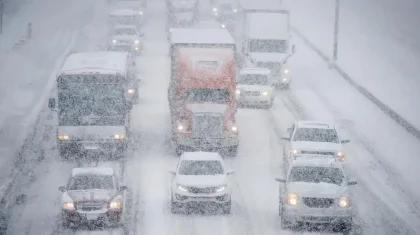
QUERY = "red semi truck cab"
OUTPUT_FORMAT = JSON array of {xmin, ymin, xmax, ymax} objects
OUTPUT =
[{"xmin": 168, "ymin": 28, "xmax": 239, "ymax": 156}]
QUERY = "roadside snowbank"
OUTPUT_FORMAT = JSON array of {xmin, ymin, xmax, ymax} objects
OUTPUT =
[{"xmin": 283, "ymin": 0, "xmax": 420, "ymax": 130}]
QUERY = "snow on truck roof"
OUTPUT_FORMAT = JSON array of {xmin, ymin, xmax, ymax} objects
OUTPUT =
[
  {"xmin": 72, "ymin": 168, "xmax": 114, "ymax": 176},
  {"xmin": 296, "ymin": 121, "xmax": 335, "ymax": 129},
  {"xmin": 181, "ymin": 152, "xmax": 223, "ymax": 161},
  {"xmin": 170, "ymin": 28, "xmax": 235, "ymax": 45},
  {"xmin": 240, "ymin": 67, "xmax": 271, "ymax": 75},
  {"xmin": 247, "ymin": 12, "xmax": 289, "ymax": 39},
  {"xmin": 60, "ymin": 52, "xmax": 129, "ymax": 75}
]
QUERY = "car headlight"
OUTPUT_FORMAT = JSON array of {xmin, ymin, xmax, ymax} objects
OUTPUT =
[
  {"xmin": 289, "ymin": 149, "xmax": 297, "ymax": 154},
  {"xmin": 214, "ymin": 12, "xmax": 218, "ymax": 16},
  {"xmin": 216, "ymin": 185, "xmax": 227, "ymax": 192},
  {"xmin": 235, "ymin": 89, "xmax": 241, "ymax": 95},
  {"xmin": 63, "ymin": 201, "xmax": 75, "ymax": 210},
  {"xmin": 112, "ymin": 39, "xmax": 117, "ymax": 44},
  {"xmin": 337, "ymin": 151, "xmax": 345, "ymax": 161},
  {"xmin": 135, "ymin": 47, "xmax": 139, "ymax": 51},
  {"xmin": 58, "ymin": 135, "xmax": 69, "ymax": 140},
  {"xmin": 134, "ymin": 40, "xmax": 140, "ymax": 44},
  {"xmin": 213, "ymin": 8, "xmax": 217, "ymax": 12},
  {"xmin": 114, "ymin": 134, "xmax": 125, "ymax": 139},
  {"xmin": 339, "ymin": 196, "xmax": 350, "ymax": 208},
  {"xmin": 231, "ymin": 125, "xmax": 238, "ymax": 132},
  {"xmin": 286, "ymin": 193, "xmax": 298, "ymax": 205},
  {"xmin": 177, "ymin": 184, "xmax": 188, "ymax": 192},
  {"xmin": 262, "ymin": 91, "xmax": 269, "ymax": 96},
  {"xmin": 139, "ymin": 11, "xmax": 143, "ymax": 15},
  {"xmin": 177, "ymin": 120, "xmax": 189, "ymax": 132},
  {"xmin": 284, "ymin": 69, "xmax": 289, "ymax": 74},
  {"xmin": 221, "ymin": 24, "xmax": 226, "ymax": 28},
  {"xmin": 128, "ymin": 88, "xmax": 135, "ymax": 94},
  {"xmin": 233, "ymin": 8, "xmax": 238, "ymax": 12}
]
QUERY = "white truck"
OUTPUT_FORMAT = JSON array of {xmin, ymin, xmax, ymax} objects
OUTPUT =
[
  {"xmin": 48, "ymin": 52, "xmax": 139, "ymax": 160},
  {"xmin": 238, "ymin": 1, "xmax": 295, "ymax": 89}
]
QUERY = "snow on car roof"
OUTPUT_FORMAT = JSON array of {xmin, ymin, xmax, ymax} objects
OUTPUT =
[
  {"xmin": 240, "ymin": 67, "xmax": 271, "ymax": 75},
  {"xmin": 60, "ymin": 51, "xmax": 129, "ymax": 75},
  {"xmin": 170, "ymin": 28, "xmax": 235, "ymax": 45},
  {"xmin": 296, "ymin": 120, "xmax": 335, "ymax": 129},
  {"xmin": 181, "ymin": 151, "xmax": 223, "ymax": 161},
  {"xmin": 72, "ymin": 167, "xmax": 114, "ymax": 176},
  {"xmin": 109, "ymin": 8, "xmax": 138, "ymax": 16},
  {"xmin": 291, "ymin": 155, "xmax": 341, "ymax": 168}
]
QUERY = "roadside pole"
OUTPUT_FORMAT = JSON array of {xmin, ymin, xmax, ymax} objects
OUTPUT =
[
  {"xmin": 0, "ymin": 0, "xmax": 3, "ymax": 34},
  {"xmin": 333, "ymin": 0, "xmax": 340, "ymax": 61}
]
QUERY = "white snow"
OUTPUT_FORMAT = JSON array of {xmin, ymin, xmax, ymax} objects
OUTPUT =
[
  {"xmin": 170, "ymin": 28, "xmax": 235, "ymax": 45},
  {"xmin": 72, "ymin": 167, "xmax": 114, "ymax": 176},
  {"xmin": 247, "ymin": 13, "xmax": 289, "ymax": 39},
  {"xmin": 181, "ymin": 151, "xmax": 223, "ymax": 160}
]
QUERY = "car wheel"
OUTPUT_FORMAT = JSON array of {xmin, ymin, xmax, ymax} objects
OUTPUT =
[{"xmin": 222, "ymin": 201, "xmax": 231, "ymax": 214}]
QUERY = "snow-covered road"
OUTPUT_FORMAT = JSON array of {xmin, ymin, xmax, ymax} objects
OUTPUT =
[{"xmin": 3, "ymin": 0, "xmax": 420, "ymax": 234}]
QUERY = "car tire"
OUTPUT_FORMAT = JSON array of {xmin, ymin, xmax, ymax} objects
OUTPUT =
[{"xmin": 222, "ymin": 201, "xmax": 231, "ymax": 214}]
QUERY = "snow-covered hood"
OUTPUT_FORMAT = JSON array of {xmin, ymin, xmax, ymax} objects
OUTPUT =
[
  {"xmin": 186, "ymin": 103, "xmax": 229, "ymax": 115},
  {"xmin": 250, "ymin": 52, "xmax": 287, "ymax": 63},
  {"xmin": 112, "ymin": 35, "xmax": 140, "ymax": 42},
  {"xmin": 237, "ymin": 84, "xmax": 272, "ymax": 93},
  {"xmin": 287, "ymin": 182, "xmax": 347, "ymax": 198},
  {"xmin": 292, "ymin": 141, "xmax": 342, "ymax": 152},
  {"xmin": 176, "ymin": 175, "xmax": 227, "ymax": 187},
  {"xmin": 58, "ymin": 126, "xmax": 125, "ymax": 140},
  {"xmin": 65, "ymin": 189, "xmax": 116, "ymax": 203}
]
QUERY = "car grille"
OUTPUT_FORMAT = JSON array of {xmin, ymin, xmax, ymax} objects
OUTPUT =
[
  {"xmin": 300, "ymin": 150, "xmax": 335, "ymax": 156},
  {"xmin": 77, "ymin": 202, "xmax": 107, "ymax": 211},
  {"xmin": 193, "ymin": 114, "xmax": 223, "ymax": 138},
  {"xmin": 303, "ymin": 197, "xmax": 334, "ymax": 208},
  {"xmin": 242, "ymin": 91, "xmax": 260, "ymax": 96},
  {"xmin": 187, "ymin": 186, "xmax": 217, "ymax": 194}
]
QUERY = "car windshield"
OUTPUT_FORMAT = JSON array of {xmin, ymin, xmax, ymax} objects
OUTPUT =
[
  {"xmin": 250, "ymin": 39, "xmax": 288, "ymax": 53},
  {"xmin": 178, "ymin": 160, "xmax": 224, "ymax": 175},
  {"xmin": 68, "ymin": 174, "xmax": 114, "ymax": 190},
  {"xmin": 186, "ymin": 88, "xmax": 230, "ymax": 103},
  {"xmin": 293, "ymin": 128, "xmax": 339, "ymax": 143},
  {"xmin": 113, "ymin": 28, "xmax": 136, "ymax": 35},
  {"xmin": 238, "ymin": 74, "xmax": 269, "ymax": 85},
  {"xmin": 289, "ymin": 166, "xmax": 344, "ymax": 185}
]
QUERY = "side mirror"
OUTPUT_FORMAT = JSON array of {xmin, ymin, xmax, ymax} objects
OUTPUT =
[
  {"xmin": 226, "ymin": 169, "xmax": 235, "ymax": 175},
  {"xmin": 292, "ymin": 45, "xmax": 296, "ymax": 54},
  {"xmin": 341, "ymin": 140, "xmax": 350, "ymax": 144},
  {"xmin": 168, "ymin": 170, "xmax": 176, "ymax": 176},
  {"xmin": 58, "ymin": 186, "xmax": 66, "ymax": 192},
  {"xmin": 275, "ymin": 177, "xmax": 286, "ymax": 183},
  {"xmin": 48, "ymin": 98, "xmax": 56, "ymax": 110},
  {"xmin": 120, "ymin": 185, "xmax": 128, "ymax": 191},
  {"xmin": 282, "ymin": 133, "xmax": 290, "ymax": 141},
  {"xmin": 287, "ymin": 127, "xmax": 292, "ymax": 133},
  {"xmin": 347, "ymin": 180, "xmax": 357, "ymax": 186}
]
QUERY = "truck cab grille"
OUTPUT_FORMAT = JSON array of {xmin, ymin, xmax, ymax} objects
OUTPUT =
[
  {"xmin": 193, "ymin": 114, "xmax": 223, "ymax": 138},
  {"xmin": 77, "ymin": 202, "xmax": 106, "ymax": 211},
  {"xmin": 187, "ymin": 186, "xmax": 217, "ymax": 194},
  {"xmin": 303, "ymin": 197, "xmax": 334, "ymax": 208}
]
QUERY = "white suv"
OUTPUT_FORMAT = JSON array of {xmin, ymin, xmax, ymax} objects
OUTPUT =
[
  {"xmin": 236, "ymin": 68, "xmax": 275, "ymax": 109},
  {"xmin": 275, "ymin": 154, "xmax": 357, "ymax": 234},
  {"xmin": 169, "ymin": 152, "xmax": 235, "ymax": 214},
  {"xmin": 282, "ymin": 121, "xmax": 350, "ymax": 169}
]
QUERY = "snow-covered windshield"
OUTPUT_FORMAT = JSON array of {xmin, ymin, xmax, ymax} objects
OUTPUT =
[
  {"xmin": 186, "ymin": 88, "xmax": 230, "ymax": 103},
  {"xmin": 110, "ymin": 15, "xmax": 136, "ymax": 25},
  {"xmin": 238, "ymin": 74, "xmax": 269, "ymax": 85},
  {"xmin": 68, "ymin": 175, "xmax": 114, "ymax": 190},
  {"xmin": 293, "ymin": 128, "xmax": 339, "ymax": 143},
  {"xmin": 250, "ymin": 39, "xmax": 288, "ymax": 53},
  {"xmin": 289, "ymin": 166, "xmax": 344, "ymax": 185},
  {"xmin": 178, "ymin": 160, "xmax": 224, "ymax": 175},
  {"xmin": 113, "ymin": 28, "xmax": 136, "ymax": 35},
  {"xmin": 58, "ymin": 77, "xmax": 127, "ymax": 126}
]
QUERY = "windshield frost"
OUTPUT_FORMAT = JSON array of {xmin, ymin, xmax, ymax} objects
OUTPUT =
[
  {"xmin": 293, "ymin": 128, "xmax": 339, "ymax": 143},
  {"xmin": 178, "ymin": 160, "xmax": 224, "ymax": 175},
  {"xmin": 289, "ymin": 166, "xmax": 344, "ymax": 185},
  {"xmin": 238, "ymin": 74, "xmax": 269, "ymax": 85},
  {"xmin": 68, "ymin": 175, "xmax": 114, "ymax": 190},
  {"xmin": 250, "ymin": 39, "xmax": 288, "ymax": 53}
]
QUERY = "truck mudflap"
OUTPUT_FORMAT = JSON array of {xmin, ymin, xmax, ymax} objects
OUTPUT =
[{"xmin": 174, "ymin": 135, "xmax": 239, "ymax": 151}]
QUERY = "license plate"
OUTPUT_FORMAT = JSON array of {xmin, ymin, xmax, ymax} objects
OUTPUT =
[
  {"xmin": 86, "ymin": 213, "xmax": 100, "ymax": 221},
  {"xmin": 84, "ymin": 145, "xmax": 100, "ymax": 150}
]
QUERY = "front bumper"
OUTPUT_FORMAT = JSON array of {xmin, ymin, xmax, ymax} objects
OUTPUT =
[
  {"xmin": 174, "ymin": 135, "xmax": 239, "ymax": 151},
  {"xmin": 282, "ymin": 204, "xmax": 352, "ymax": 224},
  {"xmin": 172, "ymin": 189, "xmax": 231, "ymax": 204},
  {"xmin": 237, "ymin": 95, "xmax": 273, "ymax": 106},
  {"xmin": 62, "ymin": 208, "xmax": 122, "ymax": 225},
  {"xmin": 58, "ymin": 140, "xmax": 127, "ymax": 155}
]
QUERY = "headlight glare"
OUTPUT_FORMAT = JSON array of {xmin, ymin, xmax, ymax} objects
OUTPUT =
[
  {"xmin": 110, "ymin": 201, "xmax": 121, "ymax": 209},
  {"xmin": 216, "ymin": 185, "xmax": 227, "ymax": 192},
  {"xmin": 287, "ymin": 193, "xmax": 298, "ymax": 205},
  {"xmin": 127, "ymin": 88, "xmax": 135, "ymax": 94},
  {"xmin": 63, "ymin": 202, "xmax": 75, "ymax": 210},
  {"xmin": 262, "ymin": 91, "xmax": 269, "ymax": 96},
  {"xmin": 58, "ymin": 135, "xmax": 69, "ymax": 140},
  {"xmin": 284, "ymin": 69, "xmax": 289, "ymax": 74},
  {"xmin": 134, "ymin": 40, "xmax": 140, "ymax": 44},
  {"xmin": 177, "ymin": 184, "xmax": 188, "ymax": 192},
  {"xmin": 114, "ymin": 134, "xmax": 125, "ymax": 139},
  {"xmin": 112, "ymin": 39, "xmax": 117, "ymax": 44},
  {"xmin": 235, "ymin": 89, "xmax": 240, "ymax": 95},
  {"xmin": 221, "ymin": 24, "xmax": 226, "ymax": 28},
  {"xmin": 289, "ymin": 149, "xmax": 297, "ymax": 154},
  {"xmin": 233, "ymin": 9, "xmax": 238, "ymax": 12},
  {"xmin": 231, "ymin": 126, "xmax": 238, "ymax": 132},
  {"xmin": 213, "ymin": 8, "xmax": 217, "ymax": 12},
  {"xmin": 339, "ymin": 196, "xmax": 350, "ymax": 207}
]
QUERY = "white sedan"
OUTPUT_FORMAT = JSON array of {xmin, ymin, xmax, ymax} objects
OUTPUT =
[
  {"xmin": 169, "ymin": 152, "xmax": 235, "ymax": 214},
  {"xmin": 236, "ymin": 67, "xmax": 275, "ymax": 109},
  {"xmin": 275, "ymin": 154, "xmax": 356, "ymax": 234}
]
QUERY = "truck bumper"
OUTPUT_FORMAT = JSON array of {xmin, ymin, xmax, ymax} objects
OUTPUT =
[
  {"xmin": 58, "ymin": 140, "xmax": 127, "ymax": 156},
  {"xmin": 174, "ymin": 135, "xmax": 239, "ymax": 151}
]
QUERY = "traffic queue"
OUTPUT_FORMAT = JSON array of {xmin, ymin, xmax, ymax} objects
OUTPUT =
[{"xmin": 49, "ymin": 0, "xmax": 357, "ymax": 234}]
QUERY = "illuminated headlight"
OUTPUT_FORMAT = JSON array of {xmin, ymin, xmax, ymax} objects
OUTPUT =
[
  {"xmin": 216, "ymin": 185, "xmax": 227, "ymax": 192},
  {"xmin": 284, "ymin": 69, "xmax": 289, "ymax": 74},
  {"xmin": 289, "ymin": 149, "xmax": 297, "ymax": 154},
  {"xmin": 114, "ymin": 134, "xmax": 125, "ymax": 139},
  {"xmin": 177, "ymin": 184, "xmax": 188, "ymax": 192},
  {"xmin": 134, "ymin": 40, "xmax": 140, "ymax": 44},
  {"xmin": 177, "ymin": 120, "xmax": 188, "ymax": 132},
  {"xmin": 127, "ymin": 88, "xmax": 135, "ymax": 94},
  {"xmin": 110, "ymin": 200, "xmax": 121, "ymax": 209},
  {"xmin": 231, "ymin": 125, "xmax": 238, "ymax": 132},
  {"xmin": 221, "ymin": 24, "xmax": 226, "ymax": 28},
  {"xmin": 139, "ymin": 11, "xmax": 143, "ymax": 15},
  {"xmin": 337, "ymin": 151, "xmax": 345, "ymax": 161},
  {"xmin": 135, "ymin": 47, "xmax": 139, "ymax": 51},
  {"xmin": 58, "ymin": 135, "xmax": 69, "ymax": 140},
  {"xmin": 233, "ymin": 9, "xmax": 238, "ymax": 12},
  {"xmin": 339, "ymin": 196, "xmax": 350, "ymax": 208},
  {"xmin": 286, "ymin": 193, "xmax": 298, "ymax": 205},
  {"xmin": 262, "ymin": 91, "xmax": 269, "ymax": 96},
  {"xmin": 235, "ymin": 89, "xmax": 240, "ymax": 95},
  {"xmin": 283, "ymin": 78, "xmax": 288, "ymax": 82},
  {"xmin": 63, "ymin": 201, "xmax": 75, "ymax": 210},
  {"xmin": 112, "ymin": 39, "xmax": 117, "ymax": 44},
  {"xmin": 213, "ymin": 8, "xmax": 218, "ymax": 12},
  {"xmin": 214, "ymin": 12, "xmax": 218, "ymax": 16}
]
